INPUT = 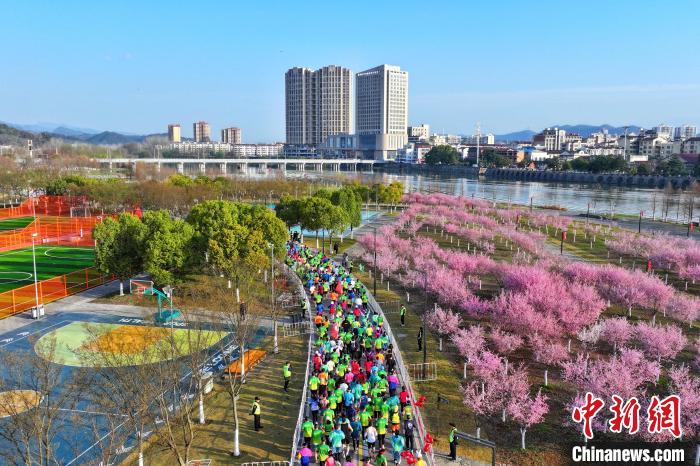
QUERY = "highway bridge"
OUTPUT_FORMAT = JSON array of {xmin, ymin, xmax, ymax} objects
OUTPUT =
[{"xmin": 96, "ymin": 157, "xmax": 378, "ymax": 174}]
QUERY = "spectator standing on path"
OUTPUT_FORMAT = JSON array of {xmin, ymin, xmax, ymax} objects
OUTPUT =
[
  {"xmin": 449, "ymin": 422, "xmax": 458, "ymax": 460},
  {"xmin": 417, "ymin": 327, "xmax": 423, "ymax": 352},
  {"xmin": 403, "ymin": 415, "xmax": 414, "ymax": 451},
  {"xmin": 250, "ymin": 396, "xmax": 262, "ymax": 431},
  {"xmin": 400, "ymin": 304, "xmax": 406, "ymax": 326},
  {"xmin": 283, "ymin": 361, "xmax": 292, "ymax": 392}
]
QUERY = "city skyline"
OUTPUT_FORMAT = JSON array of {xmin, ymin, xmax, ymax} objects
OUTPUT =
[{"xmin": 2, "ymin": 1, "xmax": 700, "ymax": 141}]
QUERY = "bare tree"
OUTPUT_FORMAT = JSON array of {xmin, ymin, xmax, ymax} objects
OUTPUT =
[
  {"xmin": 146, "ymin": 312, "xmax": 215, "ymax": 465},
  {"xmin": 82, "ymin": 322, "xmax": 163, "ymax": 466},
  {"xmin": 210, "ymin": 288, "xmax": 261, "ymax": 457},
  {"xmin": 0, "ymin": 335, "xmax": 93, "ymax": 466}
]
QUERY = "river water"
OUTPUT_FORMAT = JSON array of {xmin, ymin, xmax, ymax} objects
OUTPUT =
[{"xmin": 240, "ymin": 168, "xmax": 698, "ymax": 218}]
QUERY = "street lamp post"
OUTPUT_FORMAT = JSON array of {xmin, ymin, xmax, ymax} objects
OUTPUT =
[
  {"xmin": 31, "ymin": 233, "xmax": 40, "ymax": 318},
  {"xmin": 373, "ymin": 227, "xmax": 377, "ymax": 296},
  {"xmin": 269, "ymin": 243, "xmax": 278, "ymax": 354}
]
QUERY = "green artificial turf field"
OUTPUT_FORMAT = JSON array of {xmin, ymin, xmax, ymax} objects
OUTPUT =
[
  {"xmin": 0, "ymin": 246, "xmax": 95, "ymax": 293},
  {"xmin": 0, "ymin": 216, "xmax": 35, "ymax": 231}
]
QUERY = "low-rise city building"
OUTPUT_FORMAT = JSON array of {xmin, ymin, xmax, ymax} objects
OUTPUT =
[{"xmin": 407, "ymin": 124, "xmax": 430, "ymax": 142}]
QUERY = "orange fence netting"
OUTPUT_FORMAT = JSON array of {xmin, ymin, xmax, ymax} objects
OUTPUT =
[
  {"xmin": 0, "ymin": 195, "xmax": 90, "ymax": 219},
  {"xmin": 0, "ymin": 268, "xmax": 114, "ymax": 319},
  {"xmin": 0, "ymin": 216, "xmax": 100, "ymax": 252}
]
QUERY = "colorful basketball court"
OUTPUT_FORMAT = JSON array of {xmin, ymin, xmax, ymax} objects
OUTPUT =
[{"xmin": 0, "ymin": 310, "xmax": 264, "ymax": 465}]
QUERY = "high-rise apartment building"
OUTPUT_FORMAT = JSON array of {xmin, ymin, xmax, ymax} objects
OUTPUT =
[
  {"xmin": 168, "ymin": 124, "xmax": 181, "ymax": 143},
  {"xmin": 193, "ymin": 121, "xmax": 211, "ymax": 143},
  {"xmin": 674, "ymin": 124, "xmax": 697, "ymax": 140},
  {"xmin": 356, "ymin": 64, "xmax": 408, "ymax": 160},
  {"xmin": 221, "ymin": 127, "xmax": 242, "ymax": 144},
  {"xmin": 285, "ymin": 65, "xmax": 353, "ymax": 146}
]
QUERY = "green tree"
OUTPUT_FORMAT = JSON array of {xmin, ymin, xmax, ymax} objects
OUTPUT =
[
  {"xmin": 481, "ymin": 149, "xmax": 511, "ymax": 168},
  {"xmin": 545, "ymin": 157, "xmax": 563, "ymax": 170},
  {"xmin": 166, "ymin": 174, "xmax": 193, "ymax": 187},
  {"xmin": 275, "ymin": 195, "xmax": 305, "ymax": 227},
  {"xmin": 663, "ymin": 156, "xmax": 688, "ymax": 176},
  {"xmin": 187, "ymin": 200, "xmax": 287, "ymax": 275},
  {"xmin": 693, "ymin": 162, "xmax": 700, "ymax": 177},
  {"xmin": 330, "ymin": 187, "xmax": 362, "ymax": 227},
  {"xmin": 635, "ymin": 163, "xmax": 651, "ymax": 176},
  {"xmin": 141, "ymin": 210, "xmax": 194, "ymax": 286},
  {"xmin": 424, "ymin": 145, "xmax": 460, "ymax": 165},
  {"xmin": 375, "ymin": 182, "xmax": 404, "ymax": 204},
  {"xmin": 93, "ymin": 213, "xmax": 146, "ymax": 294},
  {"xmin": 45, "ymin": 178, "xmax": 69, "ymax": 196},
  {"xmin": 571, "ymin": 157, "xmax": 590, "ymax": 171}
]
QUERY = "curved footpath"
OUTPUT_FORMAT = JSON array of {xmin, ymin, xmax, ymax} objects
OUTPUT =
[{"xmin": 286, "ymin": 242, "xmax": 431, "ymax": 466}]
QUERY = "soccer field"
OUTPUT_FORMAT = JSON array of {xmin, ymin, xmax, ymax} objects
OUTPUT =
[
  {"xmin": 0, "ymin": 246, "xmax": 95, "ymax": 293},
  {"xmin": 0, "ymin": 216, "xmax": 35, "ymax": 231}
]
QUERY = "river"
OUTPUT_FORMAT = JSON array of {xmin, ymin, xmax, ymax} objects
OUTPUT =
[{"xmin": 240, "ymin": 168, "xmax": 697, "ymax": 219}]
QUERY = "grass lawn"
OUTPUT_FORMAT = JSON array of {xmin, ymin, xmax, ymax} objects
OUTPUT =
[
  {"xmin": 0, "ymin": 216, "xmax": 35, "ymax": 231},
  {"xmin": 0, "ymin": 245, "xmax": 95, "ymax": 293}
]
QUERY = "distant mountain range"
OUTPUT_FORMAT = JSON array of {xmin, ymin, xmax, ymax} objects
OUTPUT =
[
  {"xmin": 0, "ymin": 121, "xmax": 166, "ymax": 146},
  {"xmin": 496, "ymin": 124, "xmax": 644, "ymax": 141}
]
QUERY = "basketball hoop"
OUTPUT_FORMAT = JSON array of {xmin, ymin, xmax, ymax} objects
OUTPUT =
[{"xmin": 129, "ymin": 279, "xmax": 153, "ymax": 295}]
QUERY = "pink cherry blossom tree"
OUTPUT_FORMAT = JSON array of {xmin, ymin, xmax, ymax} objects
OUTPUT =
[
  {"xmin": 635, "ymin": 322, "xmax": 687, "ymax": 363},
  {"xmin": 490, "ymin": 327, "xmax": 523, "ymax": 356},
  {"xmin": 507, "ymin": 389, "xmax": 549, "ymax": 449},
  {"xmin": 452, "ymin": 325, "xmax": 486, "ymax": 363},
  {"xmin": 665, "ymin": 294, "xmax": 700, "ymax": 327},
  {"xmin": 462, "ymin": 380, "xmax": 500, "ymax": 439},
  {"xmin": 600, "ymin": 317, "xmax": 633, "ymax": 354},
  {"xmin": 424, "ymin": 304, "xmax": 462, "ymax": 351},
  {"xmin": 668, "ymin": 365, "xmax": 700, "ymax": 462},
  {"xmin": 531, "ymin": 336, "xmax": 569, "ymax": 386}
]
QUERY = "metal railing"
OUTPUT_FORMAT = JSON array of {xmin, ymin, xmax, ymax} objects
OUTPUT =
[
  {"xmin": 287, "ymin": 264, "xmax": 314, "ymax": 465},
  {"xmin": 366, "ymin": 291, "xmax": 433, "ymax": 464}
]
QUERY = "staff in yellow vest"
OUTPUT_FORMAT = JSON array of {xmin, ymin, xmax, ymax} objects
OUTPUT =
[
  {"xmin": 250, "ymin": 396, "xmax": 262, "ymax": 431},
  {"xmin": 283, "ymin": 361, "xmax": 292, "ymax": 392}
]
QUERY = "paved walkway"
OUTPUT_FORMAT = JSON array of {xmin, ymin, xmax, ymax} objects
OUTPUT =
[{"xmin": 289, "ymin": 243, "xmax": 428, "ymax": 464}]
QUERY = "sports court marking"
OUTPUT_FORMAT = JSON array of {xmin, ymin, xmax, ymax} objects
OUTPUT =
[
  {"xmin": 0, "ymin": 320, "xmax": 67, "ymax": 348},
  {"xmin": 34, "ymin": 321, "xmax": 230, "ymax": 367},
  {"xmin": 0, "ymin": 313, "xmax": 250, "ymax": 466},
  {"xmin": 0, "ymin": 390, "xmax": 42, "ymax": 418},
  {"xmin": 43, "ymin": 247, "xmax": 95, "ymax": 261},
  {"xmin": 0, "ymin": 271, "xmax": 33, "ymax": 284},
  {"xmin": 57, "ymin": 407, "xmax": 129, "ymax": 418}
]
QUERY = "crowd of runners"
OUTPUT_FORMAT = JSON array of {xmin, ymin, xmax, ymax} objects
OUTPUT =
[{"xmin": 286, "ymin": 241, "xmax": 427, "ymax": 466}]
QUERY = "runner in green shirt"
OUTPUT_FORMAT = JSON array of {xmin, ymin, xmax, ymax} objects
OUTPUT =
[
  {"xmin": 312, "ymin": 425, "xmax": 323, "ymax": 447},
  {"xmin": 302, "ymin": 417, "xmax": 314, "ymax": 447},
  {"xmin": 360, "ymin": 409, "xmax": 371, "ymax": 429},
  {"xmin": 317, "ymin": 442, "xmax": 331, "ymax": 462},
  {"xmin": 376, "ymin": 416, "xmax": 388, "ymax": 448}
]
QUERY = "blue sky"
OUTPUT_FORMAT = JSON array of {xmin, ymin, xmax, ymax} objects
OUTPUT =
[{"xmin": 2, "ymin": 0, "xmax": 699, "ymax": 141}]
